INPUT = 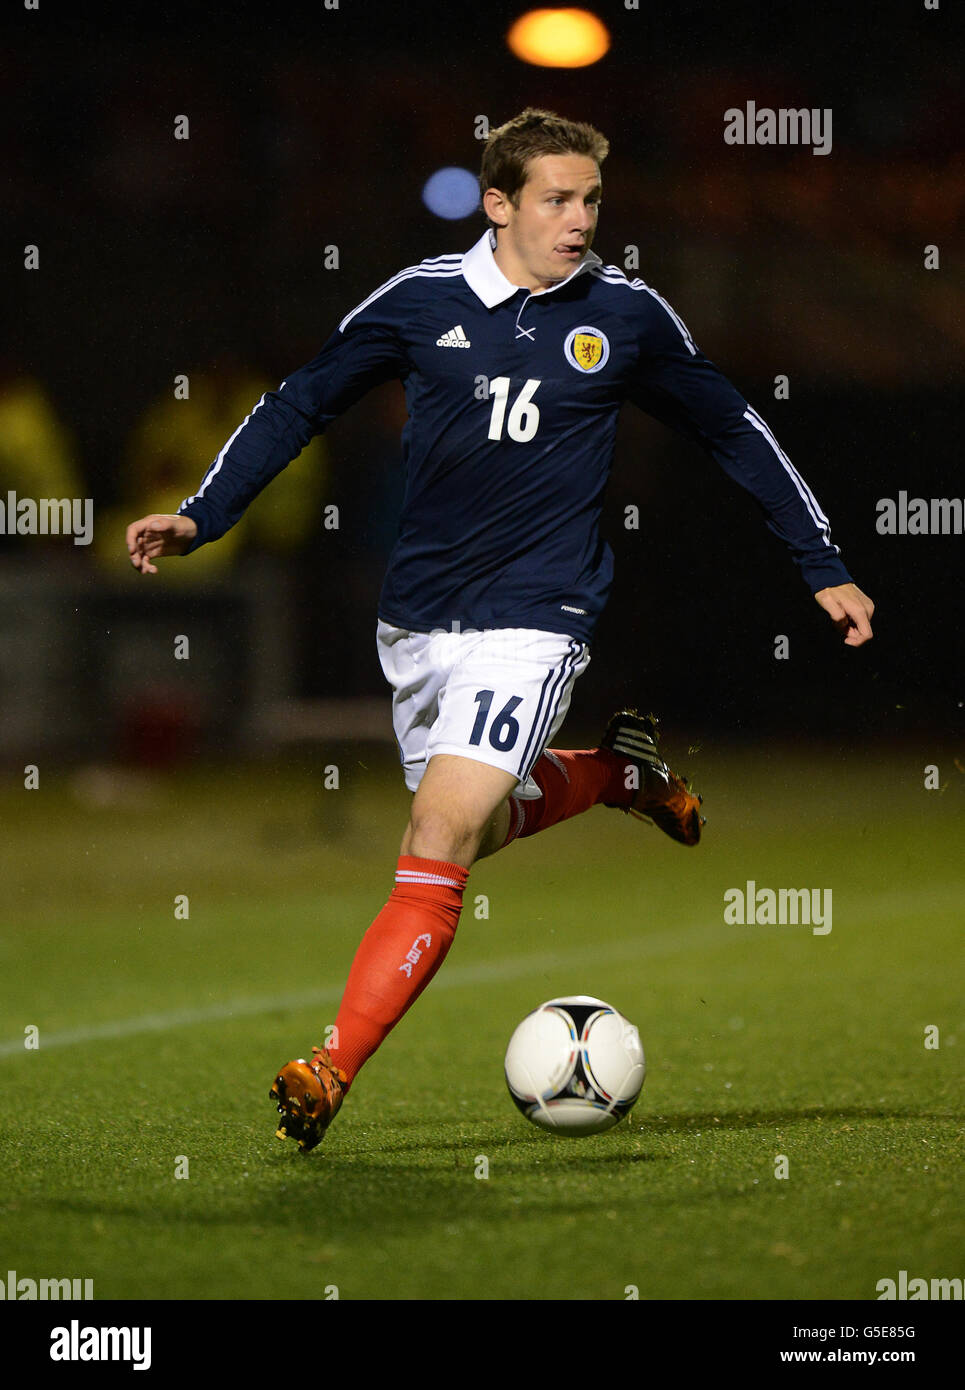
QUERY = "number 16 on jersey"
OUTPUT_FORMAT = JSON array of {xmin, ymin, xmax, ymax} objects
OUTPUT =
[{"xmin": 487, "ymin": 379, "xmax": 541, "ymax": 443}]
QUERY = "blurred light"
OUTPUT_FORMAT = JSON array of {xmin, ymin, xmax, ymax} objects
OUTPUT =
[
  {"xmin": 507, "ymin": 8, "xmax": 610, "ymax": 68},
  {"xmin": 421, "ymin": 167, "xmax": 480, "ymax": 220}
]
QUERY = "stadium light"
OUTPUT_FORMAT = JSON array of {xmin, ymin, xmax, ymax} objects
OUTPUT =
[
  {"xmin": 421, "ymin": 167, "xmax": 481, "ymax": 220},
  {"xmin": 506, "ymin": 8, "xmax": 610, "ymax": 68}
]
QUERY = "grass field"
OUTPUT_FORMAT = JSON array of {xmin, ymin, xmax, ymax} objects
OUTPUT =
[{"xmin": 0, "ymin": 741, "xmax": 962, "ymax": 1302}]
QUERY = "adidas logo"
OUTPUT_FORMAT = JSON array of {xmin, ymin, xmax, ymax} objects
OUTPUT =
[{"xmin": 435, "ymin": 324, "xmax": 471, "ymax": 348}]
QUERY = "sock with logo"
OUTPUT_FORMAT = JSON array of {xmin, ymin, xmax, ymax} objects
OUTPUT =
[
  {"xmin": 502, "ymin": 747, "xmax": 631, "ymax": 844},
  {"xmin": 329, "ymin": 856, "xmax": 469, "ymax": 1087}
]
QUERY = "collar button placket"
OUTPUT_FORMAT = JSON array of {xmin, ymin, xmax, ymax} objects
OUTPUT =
[{"xmin": 515, "ymin": 293, "xmax": 536, "ymax": 342}]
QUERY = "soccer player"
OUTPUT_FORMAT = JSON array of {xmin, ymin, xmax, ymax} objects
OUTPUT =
[{"xmin": 126, "ymin": 109, "xmax": 874, "ymax": 1151}]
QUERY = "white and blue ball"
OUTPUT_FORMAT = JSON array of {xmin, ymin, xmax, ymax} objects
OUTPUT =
[{"xmin": 504, "ymin": 996, "xmax": 645, "ymax": 1136}]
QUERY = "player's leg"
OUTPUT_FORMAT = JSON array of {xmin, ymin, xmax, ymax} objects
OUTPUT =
[
  {"xmin": 471, "ymin": 706, "xmax": 704, "ymax": 860},
  {"xmin": 473, "ymin": 745, "xmax": 625, "ymax": 859},
  {"xmin": 493, "ymin": 712, "xmax": 703, "ymax": 854},
  {"xmin": 323, "ymin": 753, "xmax": 515, "ymax": 1098},
  {"xmin": 271, "ymin": 626, "xmax": 519, "ymax": 1150},
  {"xmin": 476, "ymin": 800, "xmax": 513, "ymax": 860},
  {"xmin": 270, "ymin": 630, "xmax": 699, "ymax": 1148},
  {"xmin": 400, "ymin": 752, "xmax": 516, "ymax": 867}
]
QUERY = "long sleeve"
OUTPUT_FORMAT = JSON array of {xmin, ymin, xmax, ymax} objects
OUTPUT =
[
  {"xmin": 177, "ymin": 311, "xmax": 409, "ymax": 550},
  {"xmin": 625, "ymin": 288, "xmax": 853, "ymax": 594}
]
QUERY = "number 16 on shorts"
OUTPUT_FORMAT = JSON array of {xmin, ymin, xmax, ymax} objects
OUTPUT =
[
  {"xmin": 469, "ymin": 690, "xmax": 524, "ymax": 751},
  {"xmin": 447, "ymin": 634, "xmax": 589, "ymax": 786},
  {"xmin": 376, "ymin": 622, "xmax": 590, "ymax": 792}
]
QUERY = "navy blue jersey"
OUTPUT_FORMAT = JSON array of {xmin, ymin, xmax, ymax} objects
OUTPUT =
[{"xmin": 178, "ymin": 230, "xmax": 852, "ymax": 643}]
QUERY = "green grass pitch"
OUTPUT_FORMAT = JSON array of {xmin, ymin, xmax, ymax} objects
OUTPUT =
[{"xmin": 0, "ymin": 742, "xmax": 962, "ymax": 1301}]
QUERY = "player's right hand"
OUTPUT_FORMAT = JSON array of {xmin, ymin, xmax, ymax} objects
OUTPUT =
[{"xmin": 126, "ymin": 513, "xmax": 198, "ymax": 574}]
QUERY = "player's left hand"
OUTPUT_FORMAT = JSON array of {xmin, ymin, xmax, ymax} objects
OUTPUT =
[
  {"xmin": 814, "ymin": 582, "xmax": 875, "ymax": 647},
  {"xmin": 126, "ymin": 512, "xmax": 197, "ymax": 574}
]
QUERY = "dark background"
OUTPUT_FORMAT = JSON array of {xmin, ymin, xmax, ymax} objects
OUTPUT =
[{"xmin": 3, "ymin": 0, "xmax": 962, "ymax": 759}]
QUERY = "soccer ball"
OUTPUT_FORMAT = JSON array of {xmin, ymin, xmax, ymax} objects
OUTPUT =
[{"xmin": 504, "ymin": 995, "xmax": 646, "ymax": 1136}]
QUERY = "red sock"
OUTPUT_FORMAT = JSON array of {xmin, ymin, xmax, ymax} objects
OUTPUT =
[
  {"xmin": 504, "ymin": 748, "xmax": 632, "ymax": 844},
  {"xmin": 329, "ymin": 856, "xmax": 469, "ymax": 1087}
]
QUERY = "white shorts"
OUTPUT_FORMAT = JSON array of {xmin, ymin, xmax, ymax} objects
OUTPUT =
[{"xmin": 376, "ymin": 621, "xmax": 591, "ymax": 796}]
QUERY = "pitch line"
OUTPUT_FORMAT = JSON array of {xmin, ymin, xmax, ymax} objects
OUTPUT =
[
  {"xmin": 0, "ymin": 920, "xmax": 738, "ymax": 1059},
  {"xmin": 3, "ymin": 887, "xmax": 951, "ymax": 1060}
]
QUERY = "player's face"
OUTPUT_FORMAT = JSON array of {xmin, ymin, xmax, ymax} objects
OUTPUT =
[{"xmin": 491, "ymin": 153, "xmax": 601, "ymax": 292}]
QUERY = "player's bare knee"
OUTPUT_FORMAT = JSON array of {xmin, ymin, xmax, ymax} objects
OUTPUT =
[{"xmin": 406, "ymin": 804, "xmax": 483, "ymax": 864}]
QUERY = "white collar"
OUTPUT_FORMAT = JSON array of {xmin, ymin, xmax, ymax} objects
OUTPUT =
[{"xmin": 461, "ymin": 228, "xmax": 602, "ymax": 307}]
